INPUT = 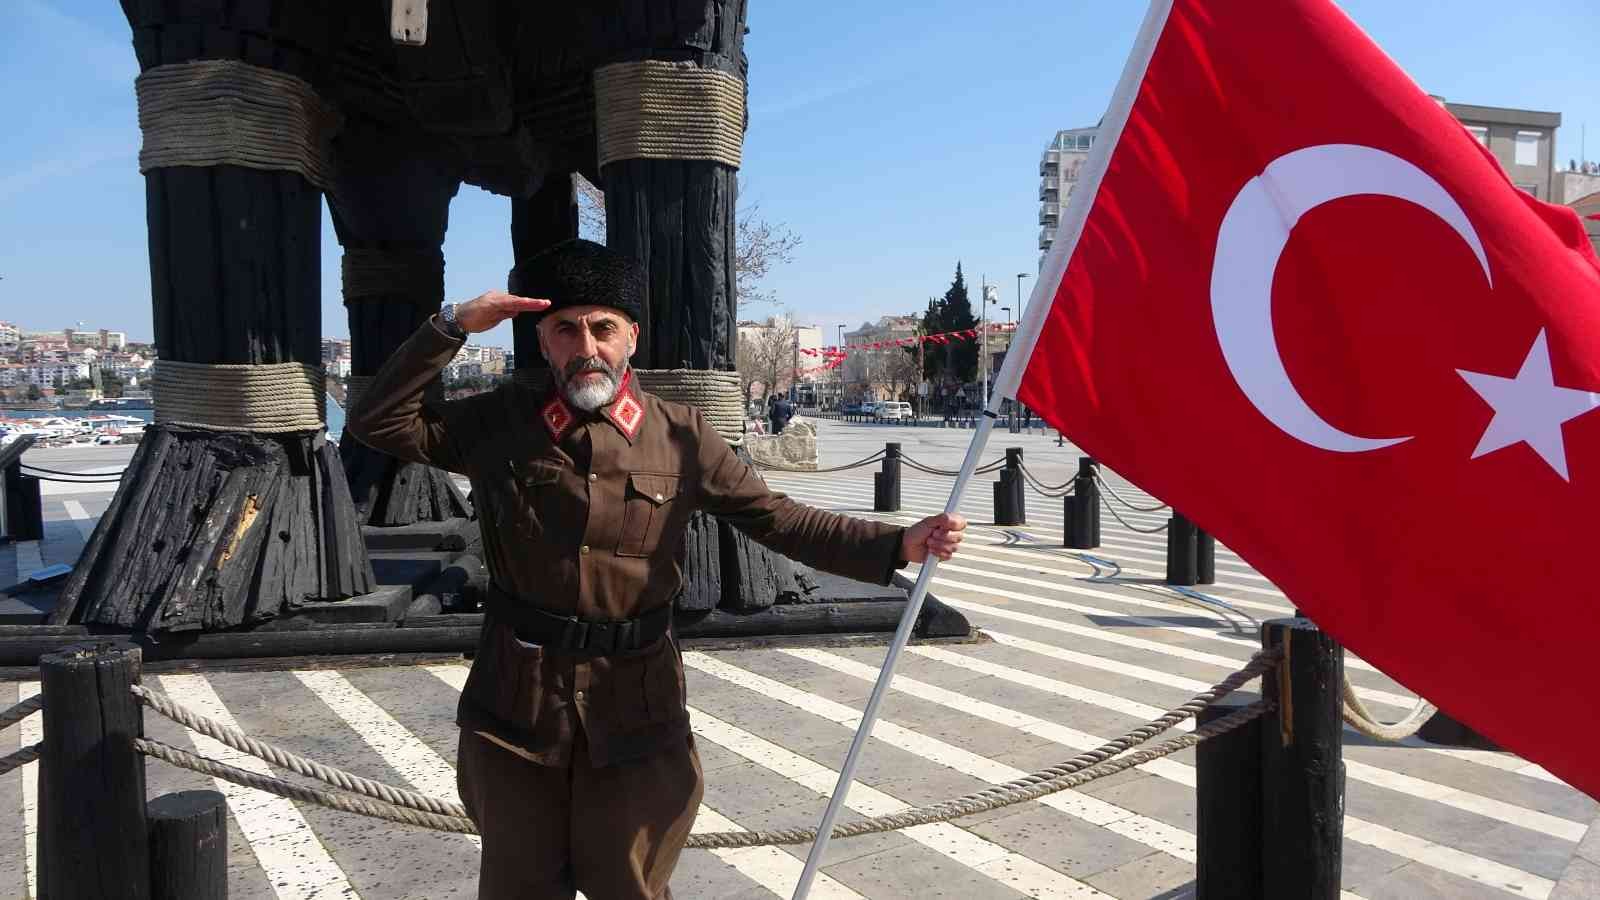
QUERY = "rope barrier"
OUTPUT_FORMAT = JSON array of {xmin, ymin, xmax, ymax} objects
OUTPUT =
[
  {"xmin": 128, "ymin": 648, "xmax": 1278, "ymax": 848},
  {"xmin": 898, "ymin": 454, "xmax": 1007, "ymax": 477},
  {"xmin": 20, "ymin": 469, "xmax": 123, "ymax": 483},
  {"xmin": 17, "ymin": 463, "xmax": 124, "ymax": 477},
  {"xmin": 136, "ymin": 59, "xmax": 340, "ymax": 191},
  {"xmin": 689, "ymin": 650, "xmax": 1279, "ymax": 848},
  {"xmin": 1340, "ymin": 672, "xmax": 1436, "ymax": 742},
  {"xmin": 752, "ymin": 450, "xmax": 886, "ymax": 475},
  {"xmin": 594, "ymin": 60, "xmax": 746, "ymax": 170},
  {"xmin": 0, "ymin": 695, "xmax": 43, "ymax": 733},
  {"xmin": 1094, "ymin": 475, "xmax": 1168, "ymax": 513},
  {"xmin": 1101, "ymin": 500, "xmax": 1171, "ymax": 534},
  {"xmin": 134, "ymin": 738, "xmax": 480, "ymax": 835},
  {"xmin": 1016, "ymin": 463, "xmax": 1074, "ymax": 498},
  {"xmin": 0, "ymin": 743, "xmax": 41, "ymax": 778},
  {"xmin": 132, "ymin": 685, "xmax": 469, "ymax": 818}
]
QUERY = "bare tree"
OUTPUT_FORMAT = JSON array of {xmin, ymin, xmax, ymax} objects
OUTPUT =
[
  {"xmin": 735, "ymin": 315, "xmax": 798, "ymax": 405},
  {"xmin": 573, "ymin": 177, "xmax": 799, "ymax": 307}
]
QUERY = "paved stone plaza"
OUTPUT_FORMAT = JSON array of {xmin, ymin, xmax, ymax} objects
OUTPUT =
[{"xmin": 3, "ymin": 418, "xmax": 1597, "ymax": 899}]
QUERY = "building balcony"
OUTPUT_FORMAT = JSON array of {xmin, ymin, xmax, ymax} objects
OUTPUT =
[
  {"xmin": 1039, "ymin": 181, "xmax": 1059, "ymax": 201},
  {"xmin": 1038, "ymin": 227, "xmax": 1054, "ymax": 250},
  {"xmin": 1039, "ymin": 149, "xmax": 1060, "ymax": 175},
  {"xmin": 1039, "ymin": 202, "xmax": 1059, "ymax": 224}
]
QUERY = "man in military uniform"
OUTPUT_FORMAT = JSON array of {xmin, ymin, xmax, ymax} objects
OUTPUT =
[{"xmin": 349, "ymin": 239, "xmax": 967, "ymax": 900}]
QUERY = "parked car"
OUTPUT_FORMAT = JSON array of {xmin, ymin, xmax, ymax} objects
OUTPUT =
[
  {"xmin": 840, "ymin": 402, "xmax": 862, "ymax": 415},
  {"xmin": 878, "ymin": 401, "xmax": 913, "ymax": 421},
  {"xmin": 857, "ymin": 402, "xmax": 878, "ymax": 416}
]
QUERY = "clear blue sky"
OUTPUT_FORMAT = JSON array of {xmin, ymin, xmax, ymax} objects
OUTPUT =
[{"xmin": 2, "ymin": 0, "xmax": 1595, "ymax": 348}]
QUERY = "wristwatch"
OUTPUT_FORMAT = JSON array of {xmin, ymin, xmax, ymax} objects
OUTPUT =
[{"xmin": 438, "ymin": 303, "xmax": 466, "ymax": 340}]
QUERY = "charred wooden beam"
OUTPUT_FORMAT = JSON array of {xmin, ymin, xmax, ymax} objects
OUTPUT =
[
  {"xmin": 331, "ymin": 121, "xmax": 471, "ymax": 527},
  {"xmin": 57, "ymin": 12, "xmax": 375, "ymax": 631}
]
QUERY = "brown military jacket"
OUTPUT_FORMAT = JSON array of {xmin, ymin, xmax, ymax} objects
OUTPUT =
[{"xmin": 348, "ymin": 318, "xmax": 906, "ymax": 767}]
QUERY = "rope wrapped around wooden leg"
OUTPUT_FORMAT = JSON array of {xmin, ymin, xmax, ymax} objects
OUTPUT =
[
  {"xmin": 633, "ymin": 368, "xmax": 745, "ymax": 445},
  {"xmin": 594, "ymin": 60, "xmax": 746, "ymax": 169},
  {"xmin": 341, "ymin": 248, "xmax": 445, "ymax": 302},
  {"xmin": 343, "ymin": 374, "xmax": 444, "ymax": 418},
  {"xmin": 136, "ymin": 59, "xmax": 340, "ymax": 192},
  {"xmin": 154, "ymin": 360, "xmax": 326, "ymax": 433}
]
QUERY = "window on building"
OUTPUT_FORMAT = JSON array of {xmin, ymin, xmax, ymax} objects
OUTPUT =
[
  {"xmin": 1515, "ymin": 131, "xmax": 1540, "ymax": 167},
  {"xmin": 1466, "ymin": 125, "xmax": 1488, "ymax": 148},
  {"xmin": 1515, "ymin": 183, "xmax": 1539, "ymax": 199}
]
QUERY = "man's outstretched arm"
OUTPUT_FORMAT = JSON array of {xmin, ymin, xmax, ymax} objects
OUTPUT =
[{"xmin": 692, "ymin": 410, "xmax": 965, "ymax": 583}]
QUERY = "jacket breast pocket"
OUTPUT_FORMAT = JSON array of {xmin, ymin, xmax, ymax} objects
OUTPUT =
[
  {"xmin": 616, "ymin": 472, "xmax": 680, "ymax": 558},
  {"xmin": 506, "ymin": 460, "xmax": 563, "ymax": 535}
]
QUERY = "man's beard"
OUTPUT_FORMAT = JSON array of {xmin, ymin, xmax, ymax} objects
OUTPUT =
[{"xmin": 559, "ymin": 356, "xmax": 625, "ymax": 412}]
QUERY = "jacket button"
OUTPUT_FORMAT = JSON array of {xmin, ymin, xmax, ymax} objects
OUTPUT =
[
  {"xmin": 588, "ymin": 473, "xmax": 597, "ymax": 482},
  {"xmin": 580, "ymin": 545, "xmax": 590, "ymax": 554},
  {"xmin": 655, "ymin": 493, "xmax": 664, "ymax": 501}
]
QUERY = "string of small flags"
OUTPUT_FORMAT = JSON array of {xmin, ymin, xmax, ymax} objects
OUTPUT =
[{"xmin": 799, "ymin": 321, "xmax": 1018, "ymax": 362}]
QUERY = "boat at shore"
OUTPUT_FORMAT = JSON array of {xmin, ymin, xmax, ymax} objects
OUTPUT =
[{"xmin": 0, "ymin": 413, "xmax": 146, "ymax": 447}]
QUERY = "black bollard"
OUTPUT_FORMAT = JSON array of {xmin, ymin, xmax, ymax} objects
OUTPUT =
[
  {"xmin": 1196, "ymin": 695, "xmax": 1264, "ymax": 899},
  {"xmin": 1196, "ymin": 526, "xmax": 1216, "ymax": 585},
  {"xmin": 993, "ymin": 447, "xmax": 1026, "ymax": 525},
  {"xmin": 148, "ymin": 790, "xmax": 228, "ymax": 900},
  {"xmin": 873, "ymin": 443, "xmax": 902, "ymax": 512},
  {"xmin": 1064, "ymin": 457, "xmax": 1099, "ymax": 548},
  {"xmin": 1167, "ymin": 512, "xmax": 1199, "ymax": 585},
  {"xmin": 39, "ymin": 643, "xmax": 151, "ymax": 899},
  {"xmin": 1260, "ymin": 618, "xmax": 1345, "ymax": 900}
]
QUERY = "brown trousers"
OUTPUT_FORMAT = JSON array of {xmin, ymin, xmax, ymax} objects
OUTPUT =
[{"xmin": 457, "ymin": 729, "xmax": 704, "ymax": 900}]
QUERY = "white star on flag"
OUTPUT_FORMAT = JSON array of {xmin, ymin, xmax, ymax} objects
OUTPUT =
[{"xmin": 1456, "ymin": 330, "xmax": 1599, "ymax": 481}]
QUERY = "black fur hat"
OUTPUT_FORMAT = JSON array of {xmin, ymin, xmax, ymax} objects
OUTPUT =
[{"xmin": 507, "ymin": 239, "xmax": 644, "ymax": 322}]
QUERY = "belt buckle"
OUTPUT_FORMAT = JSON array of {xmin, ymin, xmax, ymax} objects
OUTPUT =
[
  {"xmin": 587, "ymin": 620, "xmax": 616, "ymax": 655},
  {"xmin": 560, "ymin": 616, "xmax": 587, "ymax": 651}
]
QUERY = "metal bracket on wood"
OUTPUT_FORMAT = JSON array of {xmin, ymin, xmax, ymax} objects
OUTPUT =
[{"xmin": 390, "ymin": 0, "xmax": 429, "ymax": 46}]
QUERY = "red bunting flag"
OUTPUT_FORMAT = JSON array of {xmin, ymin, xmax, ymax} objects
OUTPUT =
[{"xmin": 1001, "ymin": 0, "xmax": 1600, "ymax": 797}]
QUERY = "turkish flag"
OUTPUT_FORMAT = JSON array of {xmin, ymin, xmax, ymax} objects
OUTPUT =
[{"xmin": 1012, "ymin": 0, "xmax": 1600, "ymax": 795}]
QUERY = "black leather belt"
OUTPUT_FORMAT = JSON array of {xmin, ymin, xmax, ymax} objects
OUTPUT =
[{"xmin": 485, "ymin": 585, "xmax": 672, "ymax": 656}]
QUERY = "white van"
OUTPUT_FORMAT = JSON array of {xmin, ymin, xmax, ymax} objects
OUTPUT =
[{"xmin": 879, "ymin": 401, "xmax": 913, "ymax": 421}]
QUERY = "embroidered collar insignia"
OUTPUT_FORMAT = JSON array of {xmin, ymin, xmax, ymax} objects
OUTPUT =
[{"xmin": 538, "ymin": 368, "xmax": 645, "ymax": 443}]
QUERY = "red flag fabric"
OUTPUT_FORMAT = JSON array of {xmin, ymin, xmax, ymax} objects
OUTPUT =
[{"xmin": 1013, "ymin": 0, "xmax": 1600, "ymax": 796}]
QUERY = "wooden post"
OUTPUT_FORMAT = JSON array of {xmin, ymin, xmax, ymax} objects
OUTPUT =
[
  {"xmin": 1196, "ymin": 695, "xmax": 1263, "ymax": 899},
  {"xmin": 873, "ymin": 443, "xmax": 902, "ymax": 512},
  {"xmin": 993, "ymin": 447, "xmax": 1025, "ymax": 526},
  {"xmin": 1064, "ymin": 457, "xmax": 1099, "ymax": 548},
  {"xmin": 147, "ymin": 790, "xmax": 228, "ymax": 900},
  {"xmin": 39, "ymin": 643, "xmax": 150, "ymax": 899},
  {"xmin": 1, "ymin": 434, "xmax": 42, "ymax": 542},
  {"xmin": 1259, "ymin": 618, "xmax": 1345, "ymax": 899},
  {"xmin": 332, "ymin": 123, "xmax": 472, "ymax": 527},
  {"xmin": 1167, "ymin": 512, "xmax": 1199, "ymax": 586},
  {"xmin": 1196, "ymin": 526, "xmax": 1216, "ymax": 585},
  {"xmin": 56, "ymin": 13, "xmax": 375, "ymax": 631}
]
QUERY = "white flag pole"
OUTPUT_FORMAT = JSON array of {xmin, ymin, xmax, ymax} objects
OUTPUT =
[{"xmin": 789, "ymin": 4, "xmax": 1173, "ymax": 898}]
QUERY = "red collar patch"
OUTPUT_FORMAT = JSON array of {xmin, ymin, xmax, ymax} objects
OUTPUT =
[
  {"xmin": 540, "ymin": 394, "xmax": 576, "ymax": 443},
  {"xmin": 538, "ymin": 367, "xmax": 646, "ymax": 444},
  {"xmin": 602, "ymin": 368, "xmax": 645, "ymax": 442}
]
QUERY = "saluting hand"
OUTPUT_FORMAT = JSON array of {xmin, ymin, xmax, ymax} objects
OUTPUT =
[
  {"xmin": 455, "ymin": 291, "xmax": 551, "ymax": 334},
  {"xmin": 901, "ymin": 512, "xmax": 967, "ymax": 564}
]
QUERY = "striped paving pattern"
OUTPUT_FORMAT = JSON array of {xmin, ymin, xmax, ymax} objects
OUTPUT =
[{"xmin": 0, "ymin": 425, "xmax": 1593, "ymax": 898}]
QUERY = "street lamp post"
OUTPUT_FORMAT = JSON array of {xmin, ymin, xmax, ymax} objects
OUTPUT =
[{"xmin": 836, "ymin": 323, "xmax": 846, "ymax": 409}]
